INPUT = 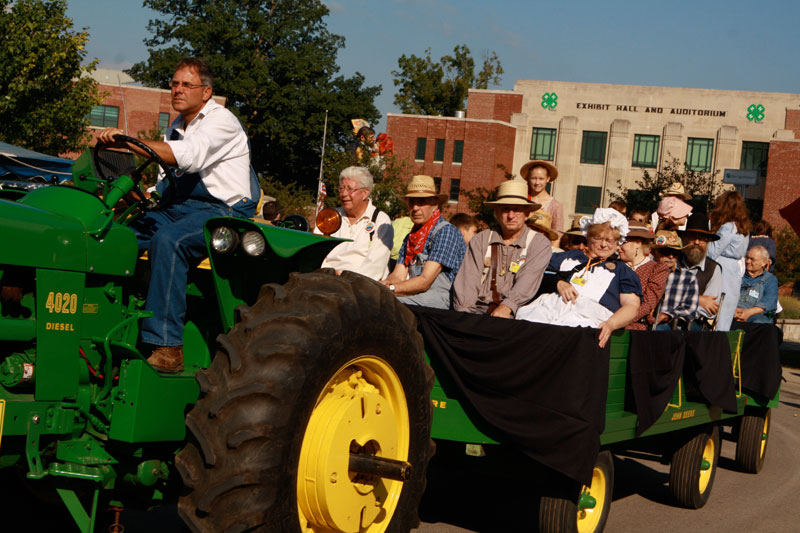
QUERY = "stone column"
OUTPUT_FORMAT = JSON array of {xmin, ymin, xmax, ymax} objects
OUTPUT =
[
  {"xmin": 604, "ymin": 119, "xmax": 631, "ymax": 205},
  {"xmin": 662, "ymin": 122, "xmax": 684, "ymax": 167},
  {"xmin": 554, "ymin": 116, "xmax": 579, "ymax": 218}
]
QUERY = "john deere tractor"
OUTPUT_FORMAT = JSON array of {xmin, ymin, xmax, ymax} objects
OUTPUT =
[{"xmin": 0, "ymin": 137, "xmax": 434, "ymax": 532}]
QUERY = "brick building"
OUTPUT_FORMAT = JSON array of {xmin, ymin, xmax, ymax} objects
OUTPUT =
[
  {"xmin": 763, "ymin": 109, "xmax": 800, "ymax": 230},
  {"xmin": 387, "ymin": 80, "xmax": 800, "ymax": 228}
]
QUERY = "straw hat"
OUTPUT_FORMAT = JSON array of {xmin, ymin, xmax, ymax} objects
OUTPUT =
[
  {"xmin": 563, "ymin": 215, "xmax": 585, "ymax": 236},
  {"xmin": 404, "ymin": 175, "xmax": 447, "ymax": 203},
  {"xmin": 526, "ymin": 210, "xmax": 559, "ymax": 241},
  {"xmin": 661, "ymin": 182, "xmax": 692, "ymax": 201},
  {"xmin": 519, "ymin": 160, "xmax": 559, "ymax": 181},
  {"xmin": 651, "ymin": 230, "xmax": 685, "ymax": 250},
  {"xmin": 485, "ymin": 180, "xmax": 541, "ymax": 209}
]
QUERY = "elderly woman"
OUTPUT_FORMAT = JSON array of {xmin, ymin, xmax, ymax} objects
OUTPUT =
[
  {"xmin": 516, "ymin": 208, "xmax": 641, "ymax": 347},
  {"xmin": 734, "ymin": 245, "xmax": 779, "ymax": 324},
  {"xmin": 618, "ymin": 222, "xmax": 670, "ymax": 330},
  {"xmin": 707, "ymin": 191, "xmax": 751, "ymax": 331}
]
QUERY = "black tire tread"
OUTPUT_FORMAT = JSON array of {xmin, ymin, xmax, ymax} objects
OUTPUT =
[
  {"xmin": 669, "ymin": 426, "xmax": 719, "ymax": 509},
  {"xmin": 175, "ymin": 271, "xmax": 434, "ymax": 532},
  {"xmin": 735, "ymin": 408, "xmax": 770, "ymax": 474}
]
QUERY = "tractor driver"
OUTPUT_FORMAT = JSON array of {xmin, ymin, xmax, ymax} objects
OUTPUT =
[{"xmin": 97, "ymin": 57, "xmax": 258, "ymax": 373}]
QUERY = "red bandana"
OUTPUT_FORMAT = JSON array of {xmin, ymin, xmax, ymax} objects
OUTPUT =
[{"xmin": 404, "ymin": 208, "xmax": 441, "ymax": 266}]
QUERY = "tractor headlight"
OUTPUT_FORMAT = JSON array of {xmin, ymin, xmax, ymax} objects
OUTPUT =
[
  {"xmin": 211, "ymin": 226, "xmax": 238, "ymax": 254},
  {"xmin": 241, "ymin": 230, "xmax": 266, "ymax": 257}
]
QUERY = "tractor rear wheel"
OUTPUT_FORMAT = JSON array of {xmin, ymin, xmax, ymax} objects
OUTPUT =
[{"xmin": 175, "ymin": 271, "xmax": 434, "ymax": 532}]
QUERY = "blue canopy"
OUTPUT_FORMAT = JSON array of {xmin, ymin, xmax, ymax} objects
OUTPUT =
[{"xmin": 0, "ymin": 142, "xmax": 74, "ymax": 181}]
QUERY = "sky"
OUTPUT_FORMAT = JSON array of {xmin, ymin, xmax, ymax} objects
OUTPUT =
[{"xmin": 66, "ymin": 0, "xmax": 800, "ymax": 133}]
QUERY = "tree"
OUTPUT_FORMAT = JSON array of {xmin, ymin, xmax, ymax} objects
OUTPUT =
[
  {"xmin": 610, "ymin": 156, "xmax": 726, "ymax": 215},
  {"xmin": 128, "ymin": 0, "xmax": 381, "ymax": 190},
  {"xmin": 392, "ymin": 45, "xmax": 503, "ymax": 116},
  {"xmin": 0, "ymin": 0, "xmax": 101, "ymax": 155}
]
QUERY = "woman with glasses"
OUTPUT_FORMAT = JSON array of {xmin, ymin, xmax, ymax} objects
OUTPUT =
[{"xmin": 517, "ymin": 208, "xmax": 641, "ymax": 347}]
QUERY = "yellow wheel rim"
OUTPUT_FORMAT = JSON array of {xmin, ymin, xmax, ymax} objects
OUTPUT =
[
  {"xmin": 760, "ymin": 412, "xmax": 770, "ymax": 458},
  {"xmin": 698, "ymin": 436, "xmax": 714, "ymax": 494},
  {"xmin": 297, "ymin": 356, "xmax": 409, "ymax": 532},
  {"xmin": 577, "ymin": 465, "xmax": 606, "ymax": 533}
]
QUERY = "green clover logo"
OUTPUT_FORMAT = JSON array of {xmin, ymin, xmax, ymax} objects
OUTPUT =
[
  {"xmin": 747, "ymin": 104, "xmax": 765, "ymax": 122},
  {"xmin": 541, "ymin": 92, "xmax": 558, "ymax": 110}
]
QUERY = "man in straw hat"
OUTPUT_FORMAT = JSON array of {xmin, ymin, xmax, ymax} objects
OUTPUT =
[
  {"xmin": 677, "ymin": 212, "xmax": 723, "ymax": 329},
  {"xmin": 650, "ymin": 230, "xmax": 700, "ymax": 330},
  {"xmin": 453, "ymin": 180, "xmax": 551, "ymax": 318},
  {"xmin": 381, "ymin": 175, "xmax": 466, "ymax": 309}
]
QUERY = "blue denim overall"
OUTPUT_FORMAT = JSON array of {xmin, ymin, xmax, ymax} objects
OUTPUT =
[
  {"xmin": 397, "ymin": 221, "xmax": 453, "ymax": 310},
  {"xmin": 132, "ymin": 168, "xmax": 259, "ymax": 346}
]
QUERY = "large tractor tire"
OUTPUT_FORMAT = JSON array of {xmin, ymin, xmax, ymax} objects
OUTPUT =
[
  {"xmin": 539, "ymin": 450, "xmax": 614, "ymax": 533},
  {"xmin": 175, "ymin": 271, "xmax": 435, "ymax": 532},
  {"xmin": 668, "ymin": 425, "xmax": 719, "ymax": 509},
  {"xmin": 735, "ymin": 407, "xmax": 770, "ymax": 474}
]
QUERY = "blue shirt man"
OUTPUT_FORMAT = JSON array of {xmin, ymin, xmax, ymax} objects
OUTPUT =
[{"xmin": 735, "ymin": 246, "xmax": 779, "ymax": 324}]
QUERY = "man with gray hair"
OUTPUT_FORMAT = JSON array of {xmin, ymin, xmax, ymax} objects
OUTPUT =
[
  {"xmin": 734, "ymin": 245, "xmax": 779, "ymax": 324},
  {"xmin": 314, "ymin": 166, "xmax": 393, "ymax": 279}
]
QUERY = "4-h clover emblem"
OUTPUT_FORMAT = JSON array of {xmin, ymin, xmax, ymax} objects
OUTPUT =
[
  {"xmin": 541, "ymin": 92, "xmax": 558, "ymax": 110},
  {"xmin": 747, "ymin": 104, "xmax": 765, "ymax": 122}
]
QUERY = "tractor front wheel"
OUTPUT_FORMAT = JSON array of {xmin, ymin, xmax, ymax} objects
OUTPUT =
[{"xmin": 175, "ymin": 271, "xmax": 434, "ymax": 532}]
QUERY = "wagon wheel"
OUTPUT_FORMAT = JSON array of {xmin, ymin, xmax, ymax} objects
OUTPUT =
[
  {"xmin": 735, "ymin": 407, "xmax": 771, "ymax": 474},
  {"xmin": 669, "ymin": 425, "xmax": 719, "ymax": 509}
]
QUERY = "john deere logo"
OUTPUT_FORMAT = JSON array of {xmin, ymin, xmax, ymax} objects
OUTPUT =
[
  {"xmin": 746, "ymin": 104, "xmax": 765, "ymax": 122},
  {"xmin": 541, "ymin": 93, "xmax": 558, "ymax": 110}
]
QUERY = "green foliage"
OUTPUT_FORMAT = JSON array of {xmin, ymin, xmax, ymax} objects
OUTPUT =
[
  {"xmin": 461, "ymin": 186, "xmax": 498, "ymax": 228},
  {"xmin": 257, "ymin": 174, "xmax": 315, "ymax": 220},
  {"xmin": 610, "ymin": 156, "xmax": 725, "ymax": 215},
  {"xmin": 775, "ymin": 227, "xmax": 800, "ymax": 288},
  {"xmin": 128, "ymin": 0, "xmax": 381, "ymax": 189},
  {"xmin": 392, "ymin": 44, "xmax": 503, "ymax": 116},
  {"xmin": 779, "ymin": 296, "xmax": 800, "ymax": 319},
  {"xmin": 0, "ymin": 0, "xmax": 101, "ymax": 155}
]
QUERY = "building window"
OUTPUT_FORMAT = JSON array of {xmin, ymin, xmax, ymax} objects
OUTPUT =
[
  {"xmin": 686, "ymin": 138, "xmax": 714, "ymax": 172},
  {"xmin": 89, "ymin": 105, "xmax": 119, "ymax": 128},
  {"xmin": 632, "ymin": 134, "xmax": 660, "ymax": 168},
  {"xmin": 158, "ymin": 112, "xmax": 171, "ymax": 133},
  {"xmin": 740, "ymin": 141, "xmax": 769, "ymax": 177},
  {"xmin": 530, "ymin": 127, "xmax": 557, "ymax": 161},
  {"xmin": 575, "ymin": 185, "xmax": 601, "ymax": 214},
  {"xmin": 453, "ymin": 140, "xmax": 464, "ymax": 164},
  {"xmin": 415, "ymin": 137, "xmax": 426, "ymax": 161},
  {"xmin": 433, "ymin": 177, "xmax": 442, "ymax": 192},
  {"xmin": 580, "ymin": 131, "xmax": 608, "ymax": 165},
  {"xmin": 434, "ymin": 139, "xmax": 445, "ymax": 162},
  {"xmin": 449, "ymin": 179, "xmax": 460, "ymax": 202}
]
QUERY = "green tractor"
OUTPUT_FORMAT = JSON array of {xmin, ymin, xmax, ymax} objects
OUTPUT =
[
  {"xmin": 0, "ymin": 138, "xmax": 434, "ymax": 532},
  {"xmin": 0, "ymin": 138, "xmax": 781, "ymax": 532}
]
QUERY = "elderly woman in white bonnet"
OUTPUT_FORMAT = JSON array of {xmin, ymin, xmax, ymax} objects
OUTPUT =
[{"xmin": 516, "ymin": 208, "xmax": 642, "ymax": 347}]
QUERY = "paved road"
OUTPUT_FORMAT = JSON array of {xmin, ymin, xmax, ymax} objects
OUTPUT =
[{"xmin": 414, "ymin": 366, "xmax": 800, "ymax": 532}]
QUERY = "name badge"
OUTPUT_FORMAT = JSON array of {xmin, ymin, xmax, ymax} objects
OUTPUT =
[
  {"xmin": 571, "ymin": 274, "xmax": 586, "ymax": 286},
  {"xmin": 748, "ymin": 288, "xmax": 759, "ymax": 299},
  {"xmin": 509, "ymin": 261, "xmax": 521, "ymax": 274},
  {"xmin": 365, "ymin": 221, "xmax": 376, "ymax": 233}
]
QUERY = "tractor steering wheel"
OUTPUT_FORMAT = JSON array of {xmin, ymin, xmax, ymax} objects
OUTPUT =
[{"xmin": 93, "ymin": 135, "xmax": 176, "ymax": 211}]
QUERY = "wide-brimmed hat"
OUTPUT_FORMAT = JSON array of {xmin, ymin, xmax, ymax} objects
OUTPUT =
[
  {"xmin": 651, "ymin": 230, "xmax": 685, "ymax": 250},
  {"xmin": 485, "ymin": 180, "xmax": 542, "ymax": 209},
  {"xmin": 661, "ymin": 182, "xmax": 692, "ymax": 201},
  {"xmin": 657, "ymin": 196, "xmax": 693, "ymax": 220},
  {"xmin": 404, "ymin": 175, "xmax": 447, "ymax": 203},
  {"xmin": 519, "ymin": 160, "xmax": 559, "ymax": 181},
  {"xmin": 526, "ymin": 210, "xmax": 559, "ymax": 241},
  {"xmin": 678, "ymin": 212, "xmax": 720, "ymax": 241},
  {"xmin": 624, "ymin": 221, "xmax": 656, "ymax": 240},
  {"xmin": 563, "ymin": 215, "xmax": 585, "ymax": 236}
]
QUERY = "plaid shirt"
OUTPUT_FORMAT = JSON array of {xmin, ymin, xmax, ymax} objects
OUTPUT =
[
  {"xmin": 398, "ymin": 219, "xmax": 466, "ymax": 283},
  {"xmin": 658, "ymin": 268, "xmax": 699, "ymax": 320}
]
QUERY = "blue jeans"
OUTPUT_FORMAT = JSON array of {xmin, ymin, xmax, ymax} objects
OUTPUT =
[{"xmin": 131, "ymin": 198, "xmax": 254, "ymax": 346}]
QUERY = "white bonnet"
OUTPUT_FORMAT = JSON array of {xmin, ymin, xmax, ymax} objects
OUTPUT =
[{"xmin": 579, "ymin": 208, "xmax": 629, "ymax": 242}]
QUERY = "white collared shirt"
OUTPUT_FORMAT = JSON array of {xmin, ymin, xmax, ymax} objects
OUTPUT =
[
  {"xmin": 164, "ymin": 99, "xmax": 251, "ymax": 206},
  {"xmin": 314, "ymin": 200, "xmax": 393, "ymax": 280}
]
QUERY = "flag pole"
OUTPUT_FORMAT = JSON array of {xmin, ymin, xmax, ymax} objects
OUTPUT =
[{"xmin": 315, "ymin": 110, "xmax": 329, "ymax": 218}]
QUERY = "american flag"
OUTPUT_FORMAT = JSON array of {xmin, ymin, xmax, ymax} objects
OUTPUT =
[{"xmin": 314, "ymin": 181, "xmax": 327, "ymax": 218}]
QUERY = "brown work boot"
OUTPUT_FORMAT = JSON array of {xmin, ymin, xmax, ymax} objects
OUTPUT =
[{"xmin": 147, "ymin": 346, "xmax": 184, "ymax": 373}]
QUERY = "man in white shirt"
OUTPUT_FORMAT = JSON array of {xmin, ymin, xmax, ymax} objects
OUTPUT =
[
  {"xmin": 98, "ymin": 58, "xmax": 258, "ymax": 372},
  {"xmin": 315, "ymin": 166, "xmax": 392, "ymax": 280}
]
